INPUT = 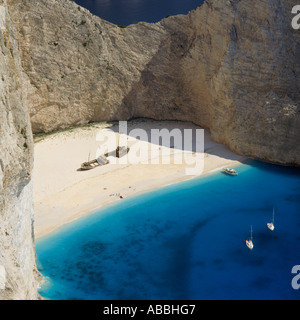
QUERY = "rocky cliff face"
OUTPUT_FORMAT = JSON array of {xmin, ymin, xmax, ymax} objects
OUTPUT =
[
  {"xmin": 188, "ymin": 0, "xmax": 300, "ymax": 166},
  {"xmin": 6, "ymin": 0, "xmax": 300, "ymax": 165},
  {"xmin": 0, "ymin": 0, "xmax": 38, "ymax": 299}
]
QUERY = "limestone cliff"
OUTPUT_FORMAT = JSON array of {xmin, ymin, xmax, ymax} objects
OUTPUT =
[
  {"xmin": 6, "ymin": 0, "xmax": 300, "ymax": 165},
  {"xmin": 0, "ymin": 0, "xmax": 38, "ymax": 299}
]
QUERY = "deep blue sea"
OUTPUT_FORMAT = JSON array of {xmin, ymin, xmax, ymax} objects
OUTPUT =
[
  {"xmin": 36, "ymin": 161, "xmax": 300, "ymax": 300},
  {"xmin": 73, "ymin": 0, "xmax": 204, "ymax": 26}
]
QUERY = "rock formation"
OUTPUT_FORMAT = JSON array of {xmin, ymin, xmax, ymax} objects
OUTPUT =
[
  {"xmin": 6, "ymin": 0, "xmax": 300, "ymax": 166},
  {"xmin": 0, "ymin": 0, "xmax": 39, "ymax": 299}
]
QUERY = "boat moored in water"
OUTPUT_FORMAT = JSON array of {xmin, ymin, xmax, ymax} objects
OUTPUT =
[
  {"xmin": 267, "ymin": 208, "xmax": 275, "ymax": 231},
  {"xmin": 245, "ymin": 225, "xmax": 254, "ymax": 250},
  {"xmin": 223, "ymin": 168, "xmax": 238, "ymax": 176}
]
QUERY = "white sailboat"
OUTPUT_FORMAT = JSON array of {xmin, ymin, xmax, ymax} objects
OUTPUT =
[
  {"xmin": 267, "ymin": 208, "xmax": 275, "ymax": 231},
  {"xmin": 245, "ymin": 225, "xmax": 254, "ymax": 250}
]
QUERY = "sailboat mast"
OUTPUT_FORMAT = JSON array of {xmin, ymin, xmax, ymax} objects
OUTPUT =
[{"xmin": 250, "ymin": 225, "xmax": 253, "ymax": 241}]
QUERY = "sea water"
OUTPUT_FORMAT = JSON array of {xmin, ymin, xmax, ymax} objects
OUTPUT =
[
  {"xmin": 73, "ymin": 0, "xmax": 204, "ymax": 26},
  {"xmin": 36, "ymin": 161, "xmax": 300, "ymax": 300}
]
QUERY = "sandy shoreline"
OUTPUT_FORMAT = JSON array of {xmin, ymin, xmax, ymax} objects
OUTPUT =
[{"xmin": 33, "ymin": 119, "xmax": 247, "ymax": 238}]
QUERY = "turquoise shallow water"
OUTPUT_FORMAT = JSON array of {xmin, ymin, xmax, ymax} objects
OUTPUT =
[{"xmin": 36, "ymin": 161, "xmax": 300, "ymax": 300}]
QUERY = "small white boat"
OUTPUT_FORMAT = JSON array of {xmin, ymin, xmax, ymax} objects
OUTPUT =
[
  {"xmin": 245, "ymin": 225, "xmax": 254, "ymax": 250},
  {"xmin": 223, "ymin": 168, "xmax": 238, "ymax": 176},
  {"xmin": 267, "ymin": 208, "xmax": 275, "ymax": 231}
]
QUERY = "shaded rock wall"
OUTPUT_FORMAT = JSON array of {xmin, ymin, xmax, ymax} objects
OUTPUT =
[
  {"xmin": 7, "ymin": 0, "xmax": 300, "ymax": 165},
  {"xmin": 0, "ymin": 0, "xmax": 38, "ymax": 300}
]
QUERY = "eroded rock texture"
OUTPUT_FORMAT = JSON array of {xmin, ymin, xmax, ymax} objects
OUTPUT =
[
  {"xmin": 0, "ymin": 0, "xmax": 38, "ymax": 300},
  {"xmin": 6, "ymin": 0, "xmax": 300, "ymax": 166}
]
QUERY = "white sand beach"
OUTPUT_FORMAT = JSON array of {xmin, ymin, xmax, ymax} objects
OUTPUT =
[{"xmin": 33, "ymin": 119, "xmax": 247, "ymax": 238}]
